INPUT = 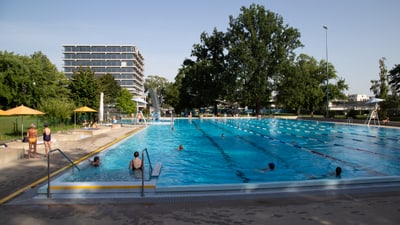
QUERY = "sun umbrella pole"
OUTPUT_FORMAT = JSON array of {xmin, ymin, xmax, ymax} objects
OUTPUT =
[{"xmin": 21, "ymin": 116, "xmax": 24, "ymax": 140}]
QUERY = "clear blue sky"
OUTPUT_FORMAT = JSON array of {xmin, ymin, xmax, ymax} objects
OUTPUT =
[{"xmin": 1, "ymin": 0, "xmax": 399, "ymax": 95}]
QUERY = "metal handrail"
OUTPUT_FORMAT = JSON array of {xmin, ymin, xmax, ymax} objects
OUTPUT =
[
  {"xmin": 141, "ymin": 148, "xmax": 153, "ymax": 196},
  {"xmin": 47, "ymin": 148, "xmax": 80, "ymax": 198}
]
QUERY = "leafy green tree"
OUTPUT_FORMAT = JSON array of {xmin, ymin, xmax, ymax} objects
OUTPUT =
[
  {"xmin": 370, "ymin": 57, "xmax": 389, "ymax": 99},
  {"xmin": 276, "ymin": 54, "xmax": 347, "ymax": 115},
  {"xmin": 371, "ymin": 59, "xmax": 400, "ymax": 117},
  {"xmin": 0, "ymin": 51, "xmax": 69, "ymax": 109},
  {"xmin": 39, "ymin": 98, "xmax": 75, "ymax": 125},
  {"xmin": 177, "ymin": 59, "xmax": 202, "ymax": 113},
  {"xmin": 186, "ymin": 28, "xmax": 234, "ymax": 115},
  {"xmin": 226, "ymin": 4, "xmax": 302, "ymax": 115},
  {"xmin": 29, "ymin": 52, "xmax": 70, "ymax": 102},
  {"xmin": 276, "ymin": 54, "xmax": 324, "ymax": 114},
  {"xmin": 144, "ymin": 75, "xmax": 169, "ymax": 93},
  {"xmin": 170, "ymin": 67, "xmax": 188, "ymax": 113},
  {"xmin": 0, "ymin": 51, "xmax": 30, "ymax": 107},
  {"xmin": 98, "ymin": 73, "xmax": 121, "ymax": 105},
  {"xmin": 164, "ymin": 81, "xmax": 180, "ymax": 111},
  {"xmin": 116, "ymin": 88, "xmax": 136, "ymax": 114},
  {"xmin": 69, "ymin": 66, "xmax": 100, "ymax": 109},
  {"xmin": 388, "ymin": 64, "xmax": 400, "ymax": 93}
]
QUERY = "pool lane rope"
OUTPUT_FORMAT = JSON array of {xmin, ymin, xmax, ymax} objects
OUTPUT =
[
  {"xmin": 213, "ymin": 119, "xmax": 387, "ymax": 177},
  {"xmin": 246, "ymin": 119, "xmax": 400, "ymax": 161},
  {"xmin": 192, "ymin": 120, "xmax": 250, "ymax": 183}
]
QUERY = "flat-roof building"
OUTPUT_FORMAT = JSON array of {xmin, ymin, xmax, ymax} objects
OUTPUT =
[
  {"xmin": 63, "ymin": 45, "xmax": 145, "ymax": 96},
  {"xmin": 348, "ymin": 94, "xmax": 371, "ymax": 102}
]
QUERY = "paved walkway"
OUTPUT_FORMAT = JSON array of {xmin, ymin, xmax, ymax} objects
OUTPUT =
[{"xmin": 1, "ymin": 123, "xmax": 400, "ymax": 224}]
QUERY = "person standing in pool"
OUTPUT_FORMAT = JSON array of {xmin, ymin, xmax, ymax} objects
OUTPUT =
[{"xmin": 129, "ymin": 151, "xmax": 142, "ymax": 170}]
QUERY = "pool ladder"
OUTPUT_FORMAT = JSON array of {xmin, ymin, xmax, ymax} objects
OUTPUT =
[
  {"xmin": 141, "ymin": 148, "xmax": 152, "ymax": 196},
  {"xmin": 140, "ymin": 148, "xmax": 162, "ymax": 196},
  {"xmin": 46, "ymin": 148, "xmax": 80, "ymax": 198}
]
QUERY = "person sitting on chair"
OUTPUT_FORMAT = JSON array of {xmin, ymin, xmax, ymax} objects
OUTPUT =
[{"xmin": 92, "ymin": 121, "xmax": 99, "ymax": 129}]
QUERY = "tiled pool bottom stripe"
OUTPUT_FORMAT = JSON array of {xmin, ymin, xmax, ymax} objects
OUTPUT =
[{"xmin": 36, "ymin": 176, "xmax": 400, "ymax": 199}]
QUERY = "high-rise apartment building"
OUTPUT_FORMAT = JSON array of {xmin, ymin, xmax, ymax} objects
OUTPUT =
[{"xmin": 63, "ymin": 45, "xmax": 145, "ymax": 96}]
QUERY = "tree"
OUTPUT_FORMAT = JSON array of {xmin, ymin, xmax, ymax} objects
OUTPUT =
[
  {"xmin": 0, "ymin": 51, "xmax": 69, "ymax": 109},
  {"xmin": 116, "ymin": 88, "xmax": 136, "ymax": 114},
  {"xmin": 276, "ymin": 54, "xmax": 324, "ymax": 114},
  {"xmin": 226, "ymin": 4, "xmax": 303, "ymax": 115},
  {"xmin": 370, "ymin": 57, "xmax": 394, "ymax": 118},
  {"xmin": 370, "ymin": 57, "xmax": 389, "ymax": 99},
  {"xmin": 69, "ymin": 66, "xmax": 100, "ymax": 109},
  {"xmin": 29, "ymin": 52, "xmax": 70, "ymax": 103},
  {"xmin": 276, "ymin": 54, "xmax": 348, "ymax": 115},
  {"xmin": 164, "ymin": 81, "xmax": 180, "ymax": 111},
  {"xmin": 98, "ymin": 73, "xmax": 121, "ymax": 105},
  {"xmin": 187, "ymin": 29, "xmax": 234, "ymax": 115},
  {"xmin": 388, "ymin": 64, "xmax": 400, "ymax": 93},
  {"xmin": 39, "ymin": 98, "xmax": 75, "ymax": 125},
  {"xmin": 144, "ymin": 75, "xmax": 169, "ymax": 93},
  {"xmin": 0, "ymin": 51, "xmax": 31, "ymax": 107}
]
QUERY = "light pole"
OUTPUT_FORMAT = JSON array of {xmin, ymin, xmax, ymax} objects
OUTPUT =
[{"xmin": 323, "ymin": 25, "xmax": 329, "ymax": 118}]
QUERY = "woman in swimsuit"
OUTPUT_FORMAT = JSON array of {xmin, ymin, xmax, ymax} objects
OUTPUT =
[
  {"xmin": 129, "ymin": 151, "xmax": 142, "ymax": 170},
  {"xmin": 43, "ymin": 124, "xmax": 51, "ymax": 156},
  {"xmin": 27, "ymin": 124, "xmax": 38, "ymax": 159}
]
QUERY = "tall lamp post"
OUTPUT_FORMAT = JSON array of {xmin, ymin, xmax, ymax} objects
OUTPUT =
[{"xmin": 323, "ymin": 25, "xmax": 329, "ymax": 118}]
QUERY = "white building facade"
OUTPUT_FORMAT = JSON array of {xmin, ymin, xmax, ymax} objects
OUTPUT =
[{"xmin": 63, "ymin": 45, "xmax": 145, "ymax": 96}]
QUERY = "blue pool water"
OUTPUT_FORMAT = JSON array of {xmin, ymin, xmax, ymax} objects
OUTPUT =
[{"xmin": 64, "ymin": 118, "xmax": 400, "ymax": 186}]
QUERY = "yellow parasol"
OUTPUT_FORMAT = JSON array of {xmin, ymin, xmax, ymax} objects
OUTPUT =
[
  {"xmin": 0, "ymin": 109, "xmax": 9, "ymax": 116},
  {"xmin": 6, "ymin": 105, "xmax": 45, "ymax": 139},
  {"xmin": 73, "ymin": 106, "xmax": 97, "ymax": 128},
  {"xmin": 74, "ymin": 106, "xmax": 97, "ymax": 113}
]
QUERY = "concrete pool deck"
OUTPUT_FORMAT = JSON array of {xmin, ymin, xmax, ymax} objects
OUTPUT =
[{"xmin": 1, "ymin": 120, "xmax": 400, "ymax": 224}]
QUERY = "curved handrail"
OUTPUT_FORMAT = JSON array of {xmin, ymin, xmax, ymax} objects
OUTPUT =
[{"xmin": 47, "ymin": 148, "xmax": 80, "ymax": 198}]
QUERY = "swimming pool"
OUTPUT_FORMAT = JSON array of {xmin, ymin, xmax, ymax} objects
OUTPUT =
[{"xmin": 61, "ymin": 118, "xmax": 400, "ymax": 188}]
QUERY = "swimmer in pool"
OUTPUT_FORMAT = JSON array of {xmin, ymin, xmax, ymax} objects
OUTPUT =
[
  {"xmin": 88, "ymin": 156, "xmax": 101, "ymax": 167},
  {"xmin": 310, "ymin": 166, "xmax": 342, "ymax": 179},
  {"xmin": 258, "ymin": 162, "xmax": 275, "ymax": 172},
  {"xmin": 335, "ymin": 166, "xmax": 342, "ymax": 177}
]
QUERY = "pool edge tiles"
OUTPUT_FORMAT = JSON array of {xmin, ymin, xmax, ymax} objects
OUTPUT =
[
  {"xmin": 37, "ymin": 180, "xmax": 157, "ymax": 195},
  {"xmin": 155, "ymin": 176, "xmax": 400, "ymax": 195},
  {"xmin": 36, "ymin": 175, "xmax": 400, "ymax": 198}
]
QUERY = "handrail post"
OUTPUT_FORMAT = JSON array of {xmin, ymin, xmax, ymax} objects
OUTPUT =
[
  {"xmin": 140, "ymin": 148, "xmax": 152, "ymax": 197},
  {"xmin": 47, "ymin": 149, "xmax": 51, "ymax": 198},
  {"xmin": 46, "ymin": 148, "xmax": 80, "ymax": 199},
  {"xmin": 141, "ymin": 150, "xmax": 144, "ymax": 196}
]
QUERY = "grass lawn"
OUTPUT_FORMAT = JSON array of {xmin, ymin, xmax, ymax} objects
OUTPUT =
[{"xmin": 0, "ymin": 116, "xmax": 74, "ymax": 142}]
